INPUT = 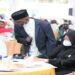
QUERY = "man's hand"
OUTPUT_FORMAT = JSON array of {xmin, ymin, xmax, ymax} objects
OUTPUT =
[
  {"xmin": 26, "ymin": 36, "xmax": 32, "ymax": 43},
  {"xmin": 24, "ymin": 56, "xmax": 49, "ymax": 63},
  {"xmin": 34, "ymin": 58, "xmax": 49, "ymax": 63},
  {"xmin": 30, "ymin": 57, "xmax": 49, "ymax": 62},
  {"xmin": 65, "ymin": 72, "xmax": 75, "ymax": 75}
]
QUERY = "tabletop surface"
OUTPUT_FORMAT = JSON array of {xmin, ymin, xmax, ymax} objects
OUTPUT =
[{"xmin": 0, "ymin": 58, "xmax": 56, "ymax": 72}]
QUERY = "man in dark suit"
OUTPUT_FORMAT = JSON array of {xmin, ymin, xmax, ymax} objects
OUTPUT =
[{"xmin": 11, "ymin": 9, "xmax": 56, "ymax": 58}]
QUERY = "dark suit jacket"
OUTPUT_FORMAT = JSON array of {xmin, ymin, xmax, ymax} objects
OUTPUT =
[{"xmin": 14, "ymin": 19, "xmax": 56, "ymax": 57}]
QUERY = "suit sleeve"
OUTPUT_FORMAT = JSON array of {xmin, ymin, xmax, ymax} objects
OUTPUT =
[
  {"xmin": 14, "ymin": 25, "xmax": 31, "ymax": 45},
  {"xmin": 48, "ymin": 46, "xmax": 62, "ymax": 67},
  {"xmin": 48, "ymin": 45, "xmax": 62, "ymax": 58},
  {"xmin": 40, "ymin": 20, "xmax": 56, "ymax": 56}
]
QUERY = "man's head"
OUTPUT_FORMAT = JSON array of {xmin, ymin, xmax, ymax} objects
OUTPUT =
[
  {"xmin": 11, "ymin": 9, "xmax": 29, "ymax": 25},
  {"xmin": 63, "ymin": 23, "xmax": 69, "ymax": 30},
  {"xmin": 0, "ymin": 19, "xmax": 6, "ymax": 28}
]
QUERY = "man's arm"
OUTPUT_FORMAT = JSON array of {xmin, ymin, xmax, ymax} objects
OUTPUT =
[
  {"xmin": 40, "ymin": 20, "xmax": 56, "ymax": 56},
  {"xmin": 14, "ymin": 25, "xmax": 32, "ymax": 45}
]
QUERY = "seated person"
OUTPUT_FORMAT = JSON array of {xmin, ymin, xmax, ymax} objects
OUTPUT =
[
  {"xmin": 0, "ymin": 19, "xmax": 13, "ymax": 57},
  {"xmin": 57, "ymin": 23, "xmax": 70, "ymax": 45},
  {"xmin": 0, "ymin": 19, "xmax": 13, "ymax": 40},
  {"xmin": 32, "ymin": 30, "xmax": 75, "ymax": 75}
]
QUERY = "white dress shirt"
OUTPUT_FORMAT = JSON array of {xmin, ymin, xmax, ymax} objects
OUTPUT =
[{"xmin": 23, "ymin": 19, "xmax": 41, "ymax": 57}]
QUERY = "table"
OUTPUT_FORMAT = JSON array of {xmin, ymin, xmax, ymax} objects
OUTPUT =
[
  {"xmin": 0, "ymin": 59, "xmax": 55, "ymax": 75},
  {"xmin": 0, "ymin": 68, "xmax": 55, "ymax": 75}
]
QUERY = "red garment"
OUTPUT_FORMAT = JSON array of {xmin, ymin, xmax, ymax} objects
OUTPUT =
[{"xmin": 0, "ymin": 28, "xmax": 12, "ymax": 33}]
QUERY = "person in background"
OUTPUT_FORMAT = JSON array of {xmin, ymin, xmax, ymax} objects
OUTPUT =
[
  {"xmin": 11, "ymin": 9, "xmax": 56, "ymax": 58},
  {"xmin": 0, "ymin": 19, "xmax": 14, "ymax": 57},
  {"xmin": 57, "ymin": 22, "xmax": 70, "ymax": 45},
  {"xmin": 50, "ymin": 20, "xmax": 59, "ymax": 40},
  {"xmin": 69, "ymin": 20, "xmax": 75, "ymax": 31},
  {"xmin": 0, "ymin": 19, "xmax": 13, "ymax": 39},
  {"xmin": 0, "ymin": 36, "xmax": 7, "ymax": 57},
  {"xmin": 32, "ymin": 30, "xmax": 75, "ymax": 75}
]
